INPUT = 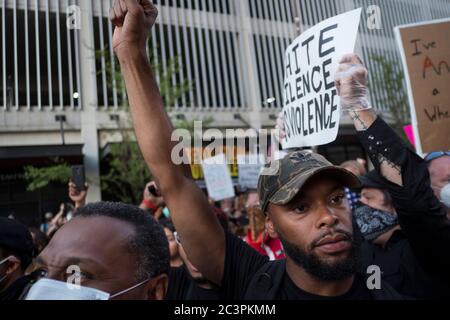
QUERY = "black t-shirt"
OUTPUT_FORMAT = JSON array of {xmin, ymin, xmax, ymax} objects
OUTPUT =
[
  {"xmin": 221, "ymin": 233, "xmax": 374, "ymax": 300},
  {"xmin": 279, "ymin": 272, "xmax": 372, "ymax": 300},
  {"xmin": 166, "ymin": 266, "xmax": 221, "ymax": 300}
]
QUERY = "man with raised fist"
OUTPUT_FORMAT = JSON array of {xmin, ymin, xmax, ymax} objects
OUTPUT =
[{"xmin": 111, "ymin": 0, "xmax": 449, "ymax": 300}]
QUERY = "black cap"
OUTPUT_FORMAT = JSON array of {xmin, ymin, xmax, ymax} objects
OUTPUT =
[
  {"xmin": 0, "ymin": 217, "xmax": 34, "ymax": 268},
  {"xmin": 359, "ymin": 170, "xmax": 386, "ymax": 190}
]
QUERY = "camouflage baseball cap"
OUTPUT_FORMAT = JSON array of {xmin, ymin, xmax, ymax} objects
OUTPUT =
[{"xmin": 257, "ymin": 150, "xmax": 361, "ymax": 214}]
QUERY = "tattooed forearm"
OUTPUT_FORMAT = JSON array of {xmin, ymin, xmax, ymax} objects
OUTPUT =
[
  {"xmin": 349, "ymin": 109, "xmax": 377, "ymax": 132},
  {"xmin": 378, "ymin": 153, "xmax": 403, "ymax": 186},
  {"xmin": 350, "ymin": 111, "xmax": 368, "ymax": 131},
  {"xmin": 378, "ymin": 154, "xmax": 401, "ymax": 174},
  {"xmin": 350, "ymin": 108, "xmax": 403, "ymax": 186}
]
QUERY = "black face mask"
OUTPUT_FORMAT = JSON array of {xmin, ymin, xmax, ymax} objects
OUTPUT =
[{"xmin": 353, "ymin": 203, "xmax": 398, "ymax": 242}]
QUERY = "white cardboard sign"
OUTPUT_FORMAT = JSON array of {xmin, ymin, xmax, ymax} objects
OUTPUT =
[
  {"xmin": 237, "ymin": 154, "xmax": 264, "ymax": 189},
  {"xmin": 282, "ymin": 8, "xmax": 362, "ymax": 149},
  {"xmin": 201, "ymin": 154, "xmax": 235, "ymax": 201}
]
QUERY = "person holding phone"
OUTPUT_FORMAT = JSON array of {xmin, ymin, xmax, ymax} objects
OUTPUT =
[
  {"xmin": 68, "ymin": 180, "xmax": 89, "ymax": 209},
  {"xmin": 140, "ymin": 182, "xmax": 165, "ymax": 217}
]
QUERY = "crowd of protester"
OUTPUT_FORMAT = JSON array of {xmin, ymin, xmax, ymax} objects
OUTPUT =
[{"xmin": 1, "ymin": 0, "xmax": 449, "ymax": 301}]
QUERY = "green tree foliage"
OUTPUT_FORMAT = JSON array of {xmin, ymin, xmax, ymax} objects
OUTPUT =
[
  {"xmin": 101, "ymin": 132, "xmax": 151, "ymax": 204},
  {"xmin": 24, "ymin": 160, "xmax": 71, "ymax": 192},
  {"xmin": 370, "ymin": 55, "xmax": 411, "ymax": 144}
]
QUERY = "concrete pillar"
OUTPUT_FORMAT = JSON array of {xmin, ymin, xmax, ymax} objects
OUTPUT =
[
  {"xmin": 235, "ymin": 0, "xmax": 262, "ymax": 130},
  {"xmin": 78, "ymin": 1, "xmax": 101, "ymax": 202}
]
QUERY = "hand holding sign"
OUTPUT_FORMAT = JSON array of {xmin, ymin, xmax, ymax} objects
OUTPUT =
[{"xmin": 335, "ymin": 54, "xmax": 371, "ymax": 112}]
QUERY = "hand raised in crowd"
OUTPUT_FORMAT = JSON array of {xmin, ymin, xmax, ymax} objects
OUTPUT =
[
  {"xmin": 140, "ymin": 181, "xmax": 165, "ymax": 213},
  {"xmin": 46, "ymin": 203, "xmax": 68, "ymax": 237},
  {"xmin": 335, "ymin": 53, "xmax": 371, "ymax": 112},
  {"xmin": 51, "ymin": 203, "xmax": 66, "ymax": 227},
  {"xmin": 110, "ymin": 0, "xmax": 158, "ymax": 55},
  {"xmin": 68, "ymin": 180, "xmax": 88, "ymax": 209}
]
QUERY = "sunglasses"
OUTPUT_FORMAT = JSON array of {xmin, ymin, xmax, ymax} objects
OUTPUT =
[{"xmin": 424, "ymin": 151, "xmax": 450, "ymax": 163}]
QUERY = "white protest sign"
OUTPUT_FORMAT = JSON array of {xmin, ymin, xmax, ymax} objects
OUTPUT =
[
  {"xmin": 202, "ymin": 154, "xmax": 235, "ymax": 201},
  {"xmin": 237, "ymin": 154, "xmax": 264, "ymax": 189},
  {"xmin": 283, "ymin": 8, "xmax": 362, "ymax": 149}
]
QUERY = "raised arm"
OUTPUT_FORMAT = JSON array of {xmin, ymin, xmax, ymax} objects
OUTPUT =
[
  {"xmin": 111, "ymin": 0, "xmax": 225, "ymax": 285},
  {"xmin": 336, "ymin": 54, "xmax": 450, "ymax": 275},
  {"xmin": 335, "ymin": 54, "xmax": 402, "ymax": 185}
]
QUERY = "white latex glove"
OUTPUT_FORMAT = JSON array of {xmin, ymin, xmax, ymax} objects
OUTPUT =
[{"xmin": 335, "ymin": 53, "xmax": 371, "ymax": 112}]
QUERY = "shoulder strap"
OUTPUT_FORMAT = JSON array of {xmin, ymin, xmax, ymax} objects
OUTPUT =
[{"xmin": 244, "ymin": 259, "xmax": 286, "ymax": 300}]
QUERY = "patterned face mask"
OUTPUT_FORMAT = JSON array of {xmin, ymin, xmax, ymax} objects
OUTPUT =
[{"xmin": 354, "ymin": 203, "xmax": 398, "ymax": 242}]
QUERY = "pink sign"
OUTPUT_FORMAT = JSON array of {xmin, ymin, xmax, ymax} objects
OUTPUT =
[{"xmin": 403, "ymin": 125, "xmax": 416, "ymax": 147}]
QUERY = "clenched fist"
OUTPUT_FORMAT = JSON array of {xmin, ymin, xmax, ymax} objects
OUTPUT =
[{"xmin": 110, "ymin": 0, "xmax": 158, "ymax": 55}]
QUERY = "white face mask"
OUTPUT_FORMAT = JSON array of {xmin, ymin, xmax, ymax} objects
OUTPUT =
[
  {"xmin": 24, "ymin": 278, "xmax": 151, "ymax": 300},
  {"xmin": 440, "ymin": 183, "xmax": 450, "ymax": 208}
]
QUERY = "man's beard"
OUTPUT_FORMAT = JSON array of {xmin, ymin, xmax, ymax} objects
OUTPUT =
[{"xmin": 279, "ymin": 226, "xmax": 362, "ymax": 282}]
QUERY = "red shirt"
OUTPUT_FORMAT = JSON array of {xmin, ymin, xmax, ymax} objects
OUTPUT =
[{"xmin": 244, "ymin": 229, "xmax": 285, "ymax": 260}]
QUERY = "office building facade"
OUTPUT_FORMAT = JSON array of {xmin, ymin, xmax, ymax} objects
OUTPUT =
[{"xmin": 1, "ymin": 0, "xmax": 449, "ymax": 223}]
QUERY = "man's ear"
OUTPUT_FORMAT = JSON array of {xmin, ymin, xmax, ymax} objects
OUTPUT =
[
  {"xmin": 146, "ymin": 274, "xmax": 168, "ymax": 300},
  {"xmin": 265, "ymin": 212, "xmax": 279, "ymax": 239},
  {"xmin": 5, "ymin": 256, "xmax": 21, "ymax": 275}
]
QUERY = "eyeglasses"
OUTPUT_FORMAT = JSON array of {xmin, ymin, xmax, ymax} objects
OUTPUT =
[
  {"xmin": 173, "ymin": 231, "xmax": 181, "ymax": 245},
  {"xmin": 0, "ymin": 256, "xmax": 13, "ymax": 266},
  {"xmin": 424, "ymin": 151, "xmax": 450, "ymax": 163}
]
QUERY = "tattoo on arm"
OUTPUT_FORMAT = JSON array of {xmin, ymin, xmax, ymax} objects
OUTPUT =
[
  {"xmin": 377, "ymin": 153, "xmax": 403, "ymax": 186},
  {"xmin": 350, "ymin": 108, "xmax": 402, "ymax": 185},
  {"xmin": 350, "ymin": 111, "xmax": 369, "ymax": 131},
  {"xmin": 377, "ymin": 154, "xmax": 401, "ymax": 175}
]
